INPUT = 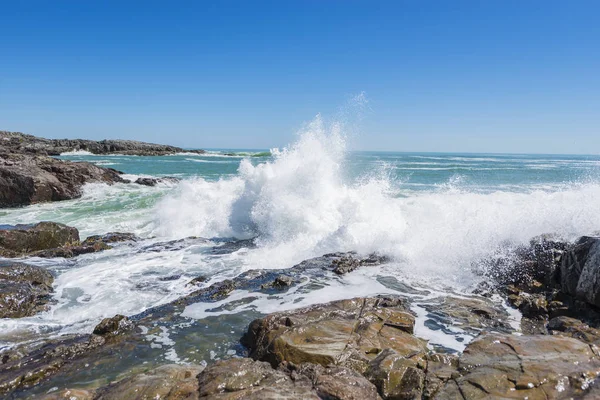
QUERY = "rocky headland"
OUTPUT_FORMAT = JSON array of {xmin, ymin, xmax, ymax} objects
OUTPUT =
[
  {"xmin": 0, "ymin": 130, "xmax": 192, "ymax": 207},
  {"xmin": 0, "ymin": 131, "xmax": 205, "ymax": 157}
]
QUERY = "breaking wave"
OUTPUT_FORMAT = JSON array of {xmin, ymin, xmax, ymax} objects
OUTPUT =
[{"xmin": 154, "ymin": 116, "xmax": 600, "ymax": 283}]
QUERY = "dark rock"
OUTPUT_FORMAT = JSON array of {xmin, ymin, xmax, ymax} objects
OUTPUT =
[
  {"xmin": 547, "ymin": 316, "xmax": 600, "ymax": 345},
  {"xmin": 197, "ymin": 358, "xmax": 381, "ymax": 400},
  {"xmin": 0, "ymin": 130, "xmax": 205, "ymax": 156},
  {"xmin": 0, "ymin": 152, "xmax": 126, "ymax": 207},
  {"xmin": 332, "ymin": 253, "xmax": 389, "ymax": 275},
  {"xmin": 241, "ymin": 296, "xmax": 426, "ymax": 374},
  {"xmin": 560, "ymin": 236, "xmax": 600, "ymax": 307},
  {"xmin": 260, "ymin": 274, "xmax": 294, "ymax": 290},
  {"xmin": 82, "ymin": 232, "xmax": 139, "ymax": 247},
  {"xmin": 93, "ymin": 364, "xmax": 204, "ymax": 400},
  {"xmin": 134, "ymin": 177, "xmax": 158, "ymax": 186},
  {"xmin": 0, "ymin": 261, "xmax": 54, "ymax": 318},
  {"xmin": 211, "ymin": 238, "xmax": 257, "ymax": 254},
  {"xmin": 436, "ymin": 333, "xmax": 600, "ymax": 398},
  {"xmin": 134, "ymin": 177, "xmax": 180, "ymax": 187},
  {"xmin": 92, "ymin": 315, "xmax": 134, "ymax": 337},
  {"xmin": 0, "ymin": 222, "xmax": 79, "ymax": 257},
  {"xmin": 0, "ymin": 334, "xmax": 107, "ymax": 395}
]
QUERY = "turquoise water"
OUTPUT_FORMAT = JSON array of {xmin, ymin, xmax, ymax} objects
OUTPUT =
[{"xmin": 2, "ymin": 126, "xmax": 600, "ymax": 357}]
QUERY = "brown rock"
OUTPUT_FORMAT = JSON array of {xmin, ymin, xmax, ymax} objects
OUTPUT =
[
  {"xmin": 242, "ymin": 296, "xmax": 427, "ymax": 374},
  {"xmin": 0, "ymin": 152, "xmax": 126, "ymax": 207},
  {"xmin": 0, "ymin": 222, "xmax": 79, "ymax": 256},
  {"xmin": 197, "ymin": 358, "xmax": 381, "ymax": 399},
  {"xmin": 94, "ymin": 364, "xmax": 204, "ymax": 400},
  {"xmin": 435, "ymin": 333, "xmax": 600, "ymax": 399}
]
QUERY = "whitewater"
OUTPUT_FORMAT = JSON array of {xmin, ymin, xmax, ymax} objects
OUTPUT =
[{"xmin": 1, "ymin": 115, "xmax": 600, "ymax": 357}]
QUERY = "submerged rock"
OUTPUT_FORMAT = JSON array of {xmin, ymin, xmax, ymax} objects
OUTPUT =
[
  {"xmin": 0, "ymin": 222, "xmax": 79, "ymax": 257},
  {"xmin": 0, "ymin": 152, "xmax": 126, "ymax": 207},
  {"xmin": 436, "ymin": 333, "xmax": 600, "ymax": 398},
  {"xmin": 0, "ymin": 261, "xmax": 54, "ymax": 318}
]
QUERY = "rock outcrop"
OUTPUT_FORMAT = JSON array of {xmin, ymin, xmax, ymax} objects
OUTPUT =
[
  {"xmin": 197, "ymin": 358, "xmax": 381, "ymax": 400},
  {"xmin": 242, "ymin": 296, "xmax": 427, "ymax": 374},
  {"xmin": 0, "ymin": 130, "xmax": 205, "ymax": 156},
  {"xmin": 0, "ymin": 261, "xmax": 54, "ymax": 318},
  {"xmin": 0, "ymin": 223, "xmax": 136, "ymax": 258},
  {"xmin": 437, "ymin": 333, "xmax": 600, "ymax": 398},
  {"xmin": 0, "ymin": 152, "xmax": 126, "ymax": 207},
  {"xmin": 0, "ymin": 222, "xmax": 79, "ymax": 257}
]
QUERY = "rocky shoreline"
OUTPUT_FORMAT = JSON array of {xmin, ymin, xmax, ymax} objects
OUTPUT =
[
  {"xmin": 0, "ymin": 131, "xmax": 190, "ymax": 207},
  {"xmin": 0, "ymin": 131, "xmax": 205, "ymax": 157},
  {"xmin": 1, "ymin": 221, "xmax": 600, "ymax": 398}
]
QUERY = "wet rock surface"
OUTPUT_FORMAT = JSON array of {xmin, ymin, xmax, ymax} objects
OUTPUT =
[
  {"xmin": 93, "ymin": 364, "xmax": 204, "ymax": 400},
  {"xmin": 0, "ymin": 130, "xmax": 205, "ymax": 157},
  {"xmin": 0, "ymin": 223, "xmax": 137, "ymax": 259},
  {"xmin": 7, "ymin": 237, "xmax": 600, "ymax": 399},
  {"xmin": 134, "ymin": 176, "xmax": 181, "ymax": 186},
  {"xmin": 0, "ymin": 152, "xmax": 126, "ymax": 207},
  {"xmin": 198, "ymin": 358, "xmax": 381, "ymax": 400},
  {"xmin": 0, "ymin": 222, "xmax": 79, "ymax": 257},
  {"xmin": 436, "ymin": 333, "xmax": 600, "ymax": 399},
  {"xmin": 0, "ymin": 261, "xmax": 54, "ymax": 318},
  {"xmin": 242, "ymin": 296, "xmax": 426, "ymax": 373}
]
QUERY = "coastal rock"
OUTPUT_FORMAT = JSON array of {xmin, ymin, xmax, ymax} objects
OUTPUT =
[
  {"xmin": 364, "ymin": 348, "xmax": 425, "ymax": 399},
  {"xmin": 0, "ymin": 261, "xmax": 54, "ymax": 318},
  {"xmin": 0, "ymin": 130, "xmax": 205, "ymax": 156},
  {"xmin": 419, "ymin": 296, "xmax": 513, "ymax": 335},
  {"xmin": 92, "ymin": 315, "xmax": 134, "ymax": 338},
  {"xmin": 0, "ymin": 152, "xmax": 126, "ymax": 207},
  {"xmin": 242, "ymin": 296, "xmax": 427, "ymax": 374},
  {"xmin": 197, "ymin": 358, "xmax": 381, "ymax": 399},
  {"xmin": 134, "ymin": 176, "xmax": 180, "ymax": 186},
  {"xmin": 0, "ymin": 222, "xmax": 79, "ymax": 257},
  {"xmin": 435, "ymin": 333, "xmax": 600, "ymax": 399},
  {"xmin": 81, "ymin": 232, "xmax": 139, "ymax": 247},
  {"xmin": 561, "ymin": 236, "xmax": 600, "ymax": 307},
  {"xmin": 0, "ymin": 334, "xmax": 108, "ymax": 395},
  {"xmin": 94, "ymin": 364, "xmax": 204, "ymax": 400}
]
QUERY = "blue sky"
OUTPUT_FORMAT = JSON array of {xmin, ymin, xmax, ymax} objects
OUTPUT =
[{"xmin": 1, "ymin": 1, "xmax": 599, "ymax": 153}]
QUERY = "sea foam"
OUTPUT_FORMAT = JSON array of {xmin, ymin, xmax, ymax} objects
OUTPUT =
[{"xmin": 154, "ymin": 115, "xmax": 600, "ymax": 284}]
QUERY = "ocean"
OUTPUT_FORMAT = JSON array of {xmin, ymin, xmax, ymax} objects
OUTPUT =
[{"xmin": 2, "ymin": 120, "xmax": 600, "ymax": 366}]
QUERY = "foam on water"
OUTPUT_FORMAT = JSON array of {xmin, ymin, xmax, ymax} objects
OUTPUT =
[
  {"xmin": 155, "ymin": 115, "xmax": 600, "ymax": 282},
  {"xmin": 2, "ymin": 115, "xmax": 600, "ymax": 354}
]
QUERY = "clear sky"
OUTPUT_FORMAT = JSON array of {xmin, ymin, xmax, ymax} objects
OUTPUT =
[{"xmin": 1, "ymin": 1, "xmax": 599, "ymax": 154}]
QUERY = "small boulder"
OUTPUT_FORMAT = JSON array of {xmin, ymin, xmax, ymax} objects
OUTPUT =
[
  {"xmin": 0, "ymin": 261, "xmax": 54, "ymax": 318},
  {"xmin": 0, "ymin": 222, "xmax": 79, "ymax": 257},
  {"xmin": 92, "ymin": 315, "xmax": 134, "ymax": 337}
]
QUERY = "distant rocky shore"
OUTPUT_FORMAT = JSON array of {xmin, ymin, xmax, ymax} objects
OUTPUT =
[
  {"xmin": 0, "ymin": 130, "xmax": 190, "ymax": 207},
  {"xmin": 0, "ymin": 130, "xmax": 205, "ymax": 157},
  {"xmin": 2, "ymin": 221, "xmax": 600, "ymax": 398}
]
